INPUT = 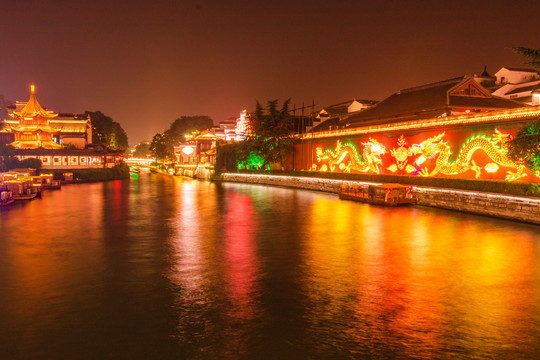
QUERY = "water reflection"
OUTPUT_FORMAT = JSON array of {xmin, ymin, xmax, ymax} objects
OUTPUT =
[{"xmin": 0, "ymin": 174, "xmax": 539, "ymax": 359}]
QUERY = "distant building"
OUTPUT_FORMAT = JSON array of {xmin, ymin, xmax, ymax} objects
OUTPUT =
[
  {"xmin": 235, "ymin": 110, "xmax": 250, "ymax": 141},
  {"xmin": 211, "ymin": 117, "xmax": 237, "ymax": 141},
  {"xmin": 494, "ymin": 67, "xmax": 539, "ymax": 85},
  {"xmin": 0, "ymin": 94, "xmax": 12, "ymax": 121},
  {"xmin": 490, "ymin": 67, "xmax": 540, "ymax": 105},
  {"xmin": 473, "ymin": 66, "xmax": 497, "ymax": 87},
  {"xmin": 342, "ymin": 76, "xmax": 524, "ymax": 129},
  {"xmin": 492, "ymin": 80, "xmax": 540, "ymax": 105},
  {"xmin": 310, "ymin": 99, "xmax": 378, "ymax": 132}
]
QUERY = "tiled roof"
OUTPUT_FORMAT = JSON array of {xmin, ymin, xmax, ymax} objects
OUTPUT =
[
  {"xmin": 312, "ymin": 117, "xmax": 341, "ymax": 132},
  {"xmin": 319, "ymin": 99, "xmax": 378, "ymax": 115},
  {"xmin": 12, "ymin": 148, "xmax": 121, "ymax": 156},
  {"xmin": 449, "ymin": 96, "xmax": 523, "ymax": 108},
  {"xmin": 345, "ymin": 76, "xmax": 524, "ymax": 128},
  {"xmin": 345, "ymin": 77, "xmax": 463, "ymax": 126},
  {"xmin": 502, "ymin": 67, "xmax": 538, "ymax": 73},
  {"xmin": 505, "ymin": 84, "xmax": 540, "ymax": 95}
]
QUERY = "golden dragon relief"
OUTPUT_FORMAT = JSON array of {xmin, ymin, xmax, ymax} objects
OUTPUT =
[{"xmin": 315, "ymin": 130, "xmax": 527, "ymax": 181}]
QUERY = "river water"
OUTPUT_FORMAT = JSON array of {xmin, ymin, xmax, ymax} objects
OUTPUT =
[{"xmin": 1, "ymin": 171, "xmax": 539, "ymax": 359}]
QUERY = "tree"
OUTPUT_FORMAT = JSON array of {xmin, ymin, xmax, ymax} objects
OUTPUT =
[
  {"xmin": 110, "ymin": 122, "xmax": 129, "ymax": 151},
  {"xmin": 0, "ymin": 145, "xmax": 42, "ymax": 171},
  {"xmin": 0, "ymin": 144, "xmax": 15, "ymax": 172},
  {"xmin": 19, "ymin": 158, "xmax": 42, "ymax": 170},
  {"xmin": 512, "ymin": 47, "xmax": 540, "ymax": 69},
  {"xmin": 149, "ymin": 115, "xmax": 213, "ymax": 160},
  {"xmin": 150, "ymin": 133, "xmax": 173, "ymax": 160},
  {"xmin": 133, "ymin": 141, "xmax": 151, "ymax": 158},
  {"xmin": 167, "ymin": 116, "xmax": 213, "ymax": 143},
  {"xmin": 508, "ymin": 119, "xmax": 540, "ymax": 174},
  {"xmin": 248, "ymin": 99, "xmax": 297, "ymax": 168},
  {"xmin": 82, "ymin": 111, "xmax": 129, "ymax": 151}
]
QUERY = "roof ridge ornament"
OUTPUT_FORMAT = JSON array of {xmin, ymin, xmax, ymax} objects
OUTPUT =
[{"xmin": 11, "ymin": 84, "xmax": 58, "ymax": 119}]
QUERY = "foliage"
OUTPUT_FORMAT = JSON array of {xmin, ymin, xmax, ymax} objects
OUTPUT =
[
  {"xmin": 0, "ymin": 155, "xmax": 42, "ymax": 171},
  {"xmin": 508, "ymin": 119, "xmax": 540, "ymax": 174},
  {"xmin": 150, "ymin": 133, "xmax": 174, "ymax": 160},
  {"xmin": 247, "ymin": 99, "xmax": 297, "ymax": 168},
  {"xmin": 218, "ymin": 169, "xmax": 540, "ymax": 198},
  {"xmin": 150, "ymin": 115, "xmax": 213, "ymax": 160},
  {"xmin": 214, "ymin": 99, "xmax": 297, "ymax": 172},
  {"xmin": 215, "ymin": 141, "xmax": 252, "ymax": 173},
  {"xmin": 19, "ymin": 158, "xmax": 43, "ymax": 170},
  {"xmin": 0, "ymin": 144, "xmax": 16, "ymax": 171},
  {"xmin": 83, "ymin": 111, "xmax": 129, "ymax": 151},
  {"xmin": 133, "ymin": 141, "xmax": 151, "ymax": 158},
  {"xmin": 512, "ymin": 47, "xmax": 540, "ymax": 69},
  {"xmin": 62, "ymin": 143, "xmax": 79, "ymax": 150},
  {"xmin": 44, "ymin": 162, "xmax": 130, "ymax": 182}
]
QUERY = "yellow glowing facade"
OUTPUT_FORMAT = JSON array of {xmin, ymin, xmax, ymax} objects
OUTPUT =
[
  {"xmin": 2, "ymin": 85, "xmax": 91, "ymax": 149},
  {"xmin": 297, "ymin": 105, "xmax": 540, "ymax": 183},
  {"xmin": 313, "ymin": 130, "xmax": 531, "ymax": 182}
]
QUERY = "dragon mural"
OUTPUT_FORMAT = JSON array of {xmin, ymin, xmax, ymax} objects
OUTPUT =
[
  {"xmin": 407, "ymin": 130, "xmax": 525, "ymax": 181},
  {"xmin": 315, "ymin": 139, "xmax": 386, "ymax": 174},
  {"xmin": 314, "ymin": 130, "xmax": 528, "ymax": 182}
]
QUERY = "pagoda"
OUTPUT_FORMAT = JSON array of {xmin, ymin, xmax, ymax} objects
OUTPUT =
[{"xmin": 5, "ymin": 85, "xmax": 64, "ymax": 149}]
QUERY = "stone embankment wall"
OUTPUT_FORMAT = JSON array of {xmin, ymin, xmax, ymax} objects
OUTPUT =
[{"xmin": 219, "ymin": 173, "xmax": 540, "ymax": 225}]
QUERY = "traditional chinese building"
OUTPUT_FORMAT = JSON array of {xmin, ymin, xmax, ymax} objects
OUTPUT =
[
  {"xmin": 291, "ymin": 77, "xmax": 540, "ymax": 183},
  {"xmin": 0, "ymin": 86, "xmax": 122, "ymax": 169},
  {"xmin": 1, "ymin": 85, "xmax": 91, "ymax": 149}
]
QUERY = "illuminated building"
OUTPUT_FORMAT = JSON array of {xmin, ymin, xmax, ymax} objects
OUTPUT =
[
  {"xmin": 212, "ymin": 117, "xmax": 237, "ymax": 141},
  {"xmin": 0, "ymin": 86, "xmax": 122, "ymax": 169},
  {"xmin": 295, "ymin": 105, "xmax": 540, "ymax": 183},
  {"xmin": 235, "ymin": 110, "xmax": 250, "ymax": 141},
  {"xmin": 1, "ymin": 85, "xmax": 92, "ymax": 149},
  {"xmin": 292, "ymin": 76, "xmax": 540, "ymax": 183}
]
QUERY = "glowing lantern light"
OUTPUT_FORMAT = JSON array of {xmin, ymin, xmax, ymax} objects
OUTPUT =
[{"xmin": 182, "ymin": 146, "xmax": 194, "ymax": 155}]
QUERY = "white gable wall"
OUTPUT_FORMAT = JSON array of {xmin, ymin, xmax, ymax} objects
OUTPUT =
[{"xmin": 495, "ymin": 68, "xmax": 539, "ymax": 85}]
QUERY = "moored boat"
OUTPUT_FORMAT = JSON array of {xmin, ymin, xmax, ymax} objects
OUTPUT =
[
  {"xmin": 3, "ymin": 179, "xmax": 40, "ymax": 201},
  {"xmin": 12, "ymin": 192, "xmax": 38, "ymax": 201},
  {"xmin": 0, "ymin": 188, "xmax": 15, "ymax": 207},
  {"xmin": 339, "ymin": 183, "xmax": 416, "ymax": 206}
]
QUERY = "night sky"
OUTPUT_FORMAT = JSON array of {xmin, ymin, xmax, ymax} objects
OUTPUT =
[{"xmin": 1, "ymin": 0, "xmax": 538, "ymax": 145}]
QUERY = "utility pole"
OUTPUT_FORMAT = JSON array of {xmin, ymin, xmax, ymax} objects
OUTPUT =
[{"xmin": 289, "ymin": 101, "xmax": 316, "ymax": 171}]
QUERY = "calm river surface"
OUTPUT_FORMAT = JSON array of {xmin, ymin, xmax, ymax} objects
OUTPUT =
[{"xmin": 1, "ymin": 172, "xmax": 540, "ymax": 359}]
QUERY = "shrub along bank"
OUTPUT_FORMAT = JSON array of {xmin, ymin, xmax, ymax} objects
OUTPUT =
[
  {"xmin": 218, "ymin": 170, "xmax": 540, "ymax": 198},
  {"xmin": 43, "ymin": 162, "xmax": 130, "ymax": 182}
]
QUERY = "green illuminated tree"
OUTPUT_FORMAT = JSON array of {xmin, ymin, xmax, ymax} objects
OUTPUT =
[
  {"xmin": 508, "ymin": 119, "xmax": 540, "ymax": 174},
  {"xmin": 248, "ymin": 99, "xmax": 296, "ymax": 169},
  {"xmin": 512, "ymin": 47, "xmax": 540, "ymax": 69}
]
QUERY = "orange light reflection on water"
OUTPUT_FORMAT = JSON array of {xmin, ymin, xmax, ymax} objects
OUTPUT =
[
  {"xmin": 303, "ymin": 199, "xmax": 540, "ymax": 357},
  {"xmin": 222, "ymin": 191, "xmax": 260, "ymax": 354}
]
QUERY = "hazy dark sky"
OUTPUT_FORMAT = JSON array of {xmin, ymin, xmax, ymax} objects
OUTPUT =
[{"xmin": 1, "ymin": 0, "xmax": 538, "ymax": 145}]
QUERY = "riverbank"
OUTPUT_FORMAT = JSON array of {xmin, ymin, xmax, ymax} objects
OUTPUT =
[
  {"xmin": 43, "ymin": 163, "xmax": 130, "ymax": 183},
  {"xmin": 216, "ymin": 173, "xmax": 540, "ymax": 225}
]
